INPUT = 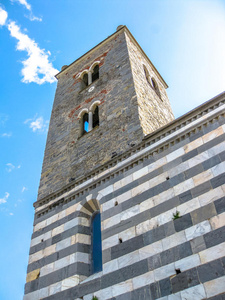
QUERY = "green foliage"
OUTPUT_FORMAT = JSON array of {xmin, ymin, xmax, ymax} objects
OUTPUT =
[
  {"xmin": 173, "ymin": 210, "xmax": 180, "ymax": 220},
  {"xmin": 92, "ymin": 296, "xmax": 98, "ymax": 300}
]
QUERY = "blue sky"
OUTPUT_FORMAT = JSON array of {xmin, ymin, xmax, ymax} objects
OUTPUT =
[{"xmin": 0, "ymin": 1, "xmax": 225, "ymax": 299}]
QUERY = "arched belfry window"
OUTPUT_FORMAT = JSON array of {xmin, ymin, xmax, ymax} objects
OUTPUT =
[
  {"xmin": 91, "ymin": 211, "xmax": 102, "ymax": 274},
  {"xmin": 151, "ymin": 77, "xmax": 161, "ymax": 98},
  {"xmin": 93, "ymin": 105, "xmax": 99, "ymax": 128},
  {"xmin": 92, "ymin": 65, "xmax": 99, "ymax": 83},
  {"xmin": 82, "ymin": 73, "xmax": 88, "ymax": 89},
  {"xmin": 82, "ymin": 112, "xmax": 89, "ymax": 135},
  {"xmin": 143, "ymin": 65, "xmax": 151, "ymax": 86}
]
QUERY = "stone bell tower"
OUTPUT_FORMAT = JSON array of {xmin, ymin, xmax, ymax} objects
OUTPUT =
[
  {"xmin": 37, "ymin": 25, "xmax": 174, "ymax": 201},
  {"xmin": 24, "ymin": 26, "xmax": 175, "ymax": 300}
]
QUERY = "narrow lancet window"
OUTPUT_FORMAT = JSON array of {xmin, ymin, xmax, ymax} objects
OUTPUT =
[
  {"xmin": 91, "ymin": 211, "xmax": 102, "ymax": 274},
  {"xmin": 82, "ymin": 73, "xmax": 88, "ymax": 88},
  {"xmin": 82, "ymin": 113, "xmax": 89, "ymax": 135},
  {"xmin": 92, "ymin": 65, "xmax": 99, "ymax": 83},
  {"xmin": 93, "ymin": 106, "xmax": 99, "ymax": 128}
]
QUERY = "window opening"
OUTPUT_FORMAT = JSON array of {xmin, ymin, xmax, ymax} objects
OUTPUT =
[
  {"xmin": 92, "ymin": 65, "xmax": 99, "ymax": 83},
  {"xmin": 82, "ymin": 113, "xmax": 89, "ymax": 135},
  {"xmin": 119, "ymin": 238, "xmax": 123, "ymax": 244},
  {"xmin": 143, "ymin": 65, "xmax": 151, "ymax": 86},
  {"xmin": 91, "ymin": 211, "xmax": 102, "ymax": 274},
  {"xmin": 93, "ymin": 106, "xmax": 99, "ymax": 128},
  {"xmin": 82, "ymin": 73, "xmax": 88, "ymax": 87},
  {"xmin": 151, "ymin": 77, "xmax": 161, "ymax": 98}
]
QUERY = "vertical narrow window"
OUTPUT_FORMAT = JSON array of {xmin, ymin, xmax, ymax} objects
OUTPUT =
[
  {"xmin": 92, "ymin": 65, "xmax": 99, "ymax": 83},
  {"xmin": 82, "ymin": 73, "xmax": 88, "ymax": 88},
  {"xmin": 82, "ymin": 113, "xmax": 89, "ymax": 135},
  {"xmin": 143, "ymin": 65, "xmax": 151, "ymax": 86},
  {"xmin": 91, "ymin": 211, "xmax": 102, "ymax": 274},
  {"xmin": 93, "ymin": 105, "xmax": 99, "ymax": 128},
  {"xmin": 151, "ymin": 77, "xmax": 161, "ymax": 98}
]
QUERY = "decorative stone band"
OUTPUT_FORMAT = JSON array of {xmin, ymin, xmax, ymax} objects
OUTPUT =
[{"xmin": 34, "ymin": 93, "xmax": 225, "ymax": 214}]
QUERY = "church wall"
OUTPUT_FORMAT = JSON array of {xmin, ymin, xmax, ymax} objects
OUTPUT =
[{"xmin": 24, "ymin": 93, "xmax": 225, "ymax": 299}]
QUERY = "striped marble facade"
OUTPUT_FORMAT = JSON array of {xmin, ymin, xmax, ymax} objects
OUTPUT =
[{"xmin": 24, "ymin": 93, "xmax": 225, "ymax": 300}]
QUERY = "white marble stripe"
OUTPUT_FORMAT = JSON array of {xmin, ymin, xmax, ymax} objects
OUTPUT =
[
  {"xmin": 28, "ymin": 233, "xmax": 90, "ymax": 265},
  {"xmin": 24, "ymin": 230, "xmax": 225, "ymax": 300},
  {"xmin": 102, "ymin": 181, "xmax": 224, "ymax": 248}
]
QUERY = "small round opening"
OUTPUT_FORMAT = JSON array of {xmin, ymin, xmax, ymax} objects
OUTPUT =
[
  {"xmin": 119, "ymin": 238, "xmax": 123, "ymax": 244},
  {"xmin": 175, "ymin": 268, "xmax": 181, "ymax": 275},
  {"xmin": 115, "ymin": 201, "xmax": 118, "ymax": 206}
]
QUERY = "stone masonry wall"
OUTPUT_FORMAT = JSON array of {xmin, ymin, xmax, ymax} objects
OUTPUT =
[
  {"xmin": 24, "ymin": 94, "xmax": 225, "ymax": 299},
  {"xmin": 125, "ymin": 32, "xmax": 174, "ymax": 135},
  {"xmin": 38, "ymin": 30, "xmax": 145, "ymax": 201}
]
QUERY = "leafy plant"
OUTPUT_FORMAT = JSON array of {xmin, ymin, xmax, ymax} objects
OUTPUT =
[
  {"xmin": 173, "ymin": 210, "xmax": 180, "ymax": 220},
  {"xmin": 92, "ymin": 296, "xmax": 98, "ymax": 300}
]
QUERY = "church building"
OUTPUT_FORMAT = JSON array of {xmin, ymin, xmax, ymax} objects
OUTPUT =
[{"xmin": 24, "ymin": 25, "xmax": 225, "ymax": 300}]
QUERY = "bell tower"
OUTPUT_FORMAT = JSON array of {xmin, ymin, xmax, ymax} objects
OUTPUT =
[
  {"xmin": 24, "ymin": 26, "xmax": 176, "ymax": 300},
  {"xmin": 38, "ymin": 25, "xmax": 174, "ymax": 201}
]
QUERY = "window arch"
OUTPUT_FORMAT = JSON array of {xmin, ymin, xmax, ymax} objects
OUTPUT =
[
  {"xmin": 81, "ymin": 72, "xmax": 88, "ymax": 89},
  {"xmin": 143, "ymin": 65, "xmax": 151, "ymax": 86},
  {"xmin": 93, "ymin": 105, "xmax": 99, "ymax": 128},
  {"xmin": 91, "ymin": 211, "xmax": 102, "ymax": 274},
  {"xmin": 76, "ymin": 198, "xmax": 103, "ymax": 278},
  {"xmin": 92, "ymin": 64, "xmax": 99, "ymax": 83},
  {"xmin": 78, "ymin": 109, "xmax": 89, "ymax": 137},
  {"xmin": 151, "ymin": 77, "xmax": 161, "ymax": 98},
  {"xmin": 80, "ymin": 62, "xmax": 100, "ymax": 91},
  {"xmin": 82, "ymin": 112, "xmax": 89, "ymax": 135}
]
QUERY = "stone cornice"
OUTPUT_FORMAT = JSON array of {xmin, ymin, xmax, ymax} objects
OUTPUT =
[{"xmin": 34, "ymin": 92, "xmax": 225, "ymax": 218}]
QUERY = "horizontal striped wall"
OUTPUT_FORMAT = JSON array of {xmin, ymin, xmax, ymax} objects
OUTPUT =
[{"xmin": 24, "ymin": 112, "xmax": 225, "ymax": 299}]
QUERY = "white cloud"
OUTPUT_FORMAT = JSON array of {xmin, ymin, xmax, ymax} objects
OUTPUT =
[
  {"xmin": 9, "ymin": 212, "xmax": 14, "ymax": 216},
  {"xmin": 13, "ymin": 0, "xmax": 42, "ymax": 22},
  {"xmin": 21, "ymin": 186, "xmax": 27, "ymax": 193},
  {"xmin": 6, "ymin": 163, "xmax": 21, "ymax": 172},
  {"xmin": 24, "ymin": 115, "xmax": 49, "ymax": 133},
  {"xmin": 16, "ymin": 0, "xmax": 31, "ymax": 11},
  {"xmin": 7, "ymin": 21, "xmax": 58, "ymax": 84},
  {"xmin": 0, "ymin": 192, "xmax": 9, "ymax": 204},
  {"xmin": 1, "ymin": 132, "xmax": 12, "ymax": 137},
  {"xmin": 0, "ymin": 7, "xmax": 8, "ymax": 26}
]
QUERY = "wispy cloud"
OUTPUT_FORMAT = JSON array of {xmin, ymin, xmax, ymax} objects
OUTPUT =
[
  {"xmin": 13, "ymin": 0, "xmax": 42, "ymax": 22},
  {"xmin": 8, "ymin": 21, "xmax": 58, "ymax": 84},
  {"xmin": 1, "ymin": 132, "xmax": 12, "ymax": 138},
  {"xmin": 0, "ymin": 7, "xmax": 58, "ymax": 84},
  {"xmin": 21, "ymin": 186, "xmax": 27, "ymax": 193},
  {"xmin": 6, "ymin": 163, "xmax": 21, "ymax": 172},
  {"xmin": 24, "ymin": 115, "xmax": 49, "ymax": 133},
  {"xmin": 0, "ymin": 192, "xmax": 9, "ymax": 204},
  {"xmin": 0, "ymin": 7, "xmax": 8, "ymax": 25},
  {"xmin": 9, "ymin": 212, "xmax": 14, "ymax": 216},
  {"xmin": 16, "ymin": 0, "xmax": 31, "ymax": 11}
]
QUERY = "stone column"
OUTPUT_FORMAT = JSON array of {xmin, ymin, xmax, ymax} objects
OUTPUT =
[
  {"xmin": 88, "ymin": 111, "xmax": 93, "ymax": 131},
  {"xmin": 88, "ymin": 71, "xmax": 92, "ymax": 85}
]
